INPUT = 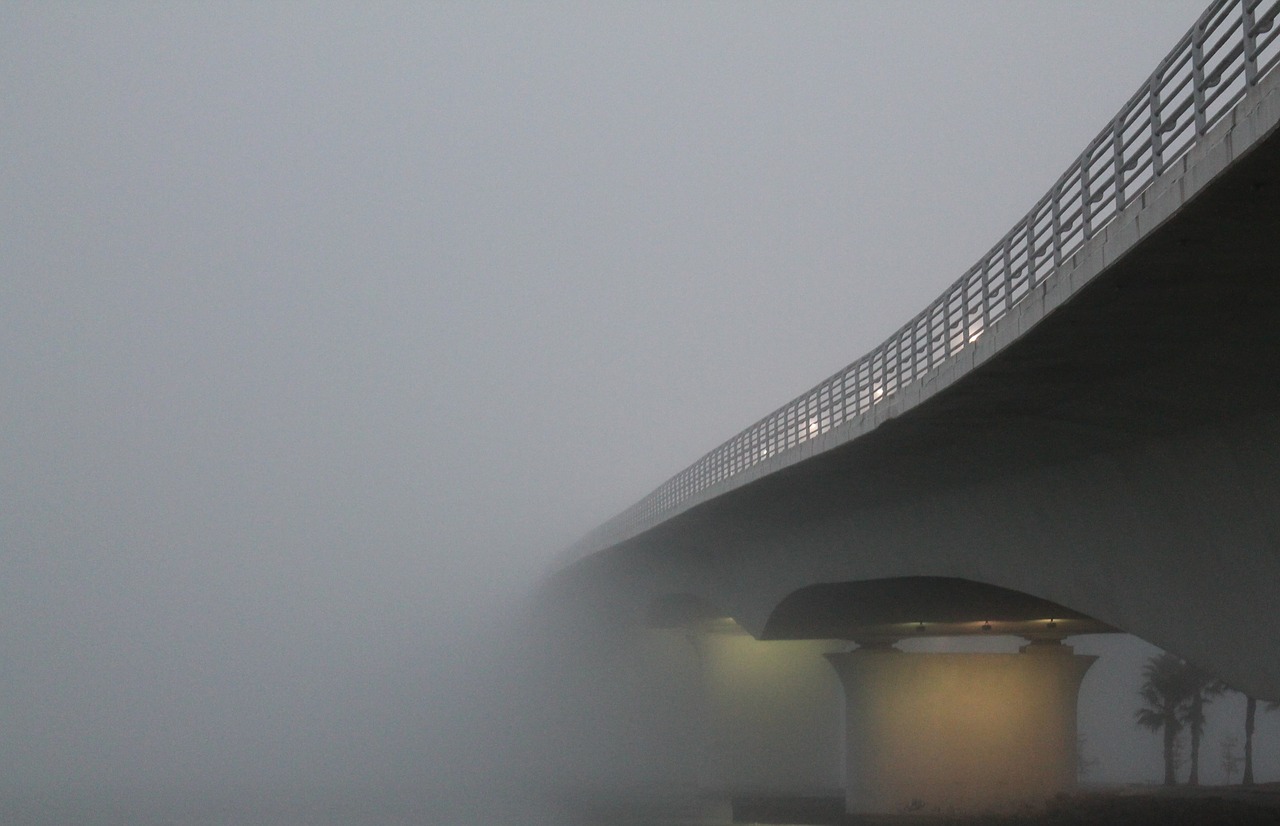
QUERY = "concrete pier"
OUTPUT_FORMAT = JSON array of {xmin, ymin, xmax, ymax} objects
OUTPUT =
[
  {"xmin": 688, "ymin": 620, "xmax": 843, "ymax": 796},
  {"xmin": 827, "ymin": 642, "xmax": 1095, "ymax": 815}
]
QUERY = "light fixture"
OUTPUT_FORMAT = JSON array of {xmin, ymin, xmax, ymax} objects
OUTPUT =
[
  {"xmin": 916, "ymin": 622, "xmax": 926, "ymax": 633},
  {"xmin": 981, "ymin": 621, "xmax": 992, "ymax": 632},
  {"xmin": 1046, "ymin": 618, "xmax": 1057, "ymax": 630}
]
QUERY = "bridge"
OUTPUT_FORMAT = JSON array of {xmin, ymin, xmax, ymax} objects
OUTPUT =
[{"xmin": 541, "ymin": 1, "xmax": 1280, "ymax": 815}]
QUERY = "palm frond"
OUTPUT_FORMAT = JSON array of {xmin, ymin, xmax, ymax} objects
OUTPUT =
[{"xmin": 1135, "ymin": 708, "xmax": 1166, "ymax": 731}]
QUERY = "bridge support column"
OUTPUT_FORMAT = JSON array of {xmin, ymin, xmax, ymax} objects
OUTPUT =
[
  {"xmin": 825, "ymin": 642, "xmax": 1095, "ymax": 815},
  {"xmin": 690, "ymin": 621, "xmax": 844, "ymax": 797}
]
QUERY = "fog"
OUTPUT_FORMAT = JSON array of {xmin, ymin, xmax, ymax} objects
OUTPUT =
[{"xmin": 4, "ymin": 1, "xmax": 1272, "ymax": 821}]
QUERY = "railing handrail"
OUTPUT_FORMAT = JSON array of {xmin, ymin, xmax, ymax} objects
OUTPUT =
[{"xmin": 573, "ymin": 0, "xmax": 1280, "ymax": 558}]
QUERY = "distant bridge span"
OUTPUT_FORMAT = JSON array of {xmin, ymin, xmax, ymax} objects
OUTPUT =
[{"xmin": 552, "ymin": 0, "xmax": 1280, "ymax": 701}]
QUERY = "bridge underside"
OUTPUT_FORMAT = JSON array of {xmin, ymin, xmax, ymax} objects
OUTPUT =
[
  {"xmin": 646, "ymin": 577, "xmax": 1114, "ymax": 641},
  {"xmin": 762, "ymin": 577, "xmax": 1115, "ymax": 642},
  {"xmin": 549, "ymin": 74, "xmax": 1280, "ymax": 699}
]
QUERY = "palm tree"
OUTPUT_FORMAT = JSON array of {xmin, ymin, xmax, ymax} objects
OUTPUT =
[
  {"xmin": 1242, "ymin": 696, "xmax": 1280, "ymax": 786},
  {"xmin": 1221, "ymin": 735, "xmax": 1243, "ymax": 784},
  {"xmin": 1180, "ymin": 666, "xmax": 1226, "ymax": 785},
  {"xmin": 1135, "ymin": 653, "xmax": 1194, "ymax": 785}
]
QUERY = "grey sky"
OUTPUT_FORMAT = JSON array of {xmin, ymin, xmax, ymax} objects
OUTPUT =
[{"xmin": 6, "ymin": 0, "xmax": 1264, "ymax": 802}]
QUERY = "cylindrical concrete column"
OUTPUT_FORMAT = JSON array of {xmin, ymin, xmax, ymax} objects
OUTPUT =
[
  {"xmin": 694, "ymin": 623, "xmax": 844, "ymax": 796},
  {"xmin": 826, "ymin": 644, "xmax": 1095, "ymax": 815}
]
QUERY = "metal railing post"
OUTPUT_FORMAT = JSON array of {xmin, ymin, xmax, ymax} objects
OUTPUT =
[
  {"xmin": 1113, "ymin": 119, "xmax": 1128, "ymax": 210},
  {"xmin": 1080, "ymin": 149, "xmax": 1095, "ymax": 238},
  {"xmin": 1193, "ymin": 18, "xmax": 1209, "ymax": 134},
  {"xmin": 1149, "ymin": 75, "xmax": 1166, "ymax": 176},
  {"xmin": 1051, "ymin": 185, "xmax": 1064, "ymax": 269},
  {"xmin": 1023, "ymin": 219, "xmax": 1038, "ymax": 289},
  {"xmin": 1243, "ymin": 0, "xmax": 1260, "ymax": 86}
]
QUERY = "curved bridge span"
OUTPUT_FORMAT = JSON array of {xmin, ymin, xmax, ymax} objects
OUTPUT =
[{"xmin": 555, "ymin": 0, "xmax": 1280, "ymax": 701}]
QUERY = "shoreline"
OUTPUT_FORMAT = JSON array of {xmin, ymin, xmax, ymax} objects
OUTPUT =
[{"xmin": 733, "ymin": 783, "xmax": 1280, "ymax": 826}]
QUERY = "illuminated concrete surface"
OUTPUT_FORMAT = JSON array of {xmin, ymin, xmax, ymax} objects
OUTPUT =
[
  {"xmin": 828, "ymin": 644, "xmax": 1095, "ymax": 815},
  {"xmin": 689, "ymin": 620, "xmax": 842, "ymax": 795}
]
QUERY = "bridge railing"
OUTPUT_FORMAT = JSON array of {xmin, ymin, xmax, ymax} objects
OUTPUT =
[{"xmin": 576, "ymin": 0, "xmax": 1280, "ymax": 556}]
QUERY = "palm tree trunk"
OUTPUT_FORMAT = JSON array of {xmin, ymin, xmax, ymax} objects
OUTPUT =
[
  {"xmin": 1243, "ymin": 695, "xmax": 1256, "ymax": 786},
  {"xmin": 1188, "ymin": 694, "xmax": 1202, "ymax": 785},
  {"xmin": 1189, "ymin": 723, "xmax": 1200, "ymax": 784},
  {"xmin": 1163, "ymin": 723, "xmax": 1178, "ymax": 786}
]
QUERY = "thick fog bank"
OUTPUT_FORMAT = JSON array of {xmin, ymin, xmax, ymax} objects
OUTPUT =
[{"xmin": 4, "ymin": 0, "xmax": 1252, "ymax": 819}]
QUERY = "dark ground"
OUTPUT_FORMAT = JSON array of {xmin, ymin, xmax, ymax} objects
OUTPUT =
[{"xmin": 732, "ymin": 784, "xmax": 1280, "ymax": 826}]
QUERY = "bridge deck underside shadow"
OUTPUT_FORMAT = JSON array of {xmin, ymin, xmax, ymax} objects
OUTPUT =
[
  {"xmin": 553, "ymin": 78, "xmax": 1280, "ymax": 699},
  {"xmin": 762, "ymin": 577, "xmax": 1114, "ymax": 641}
]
